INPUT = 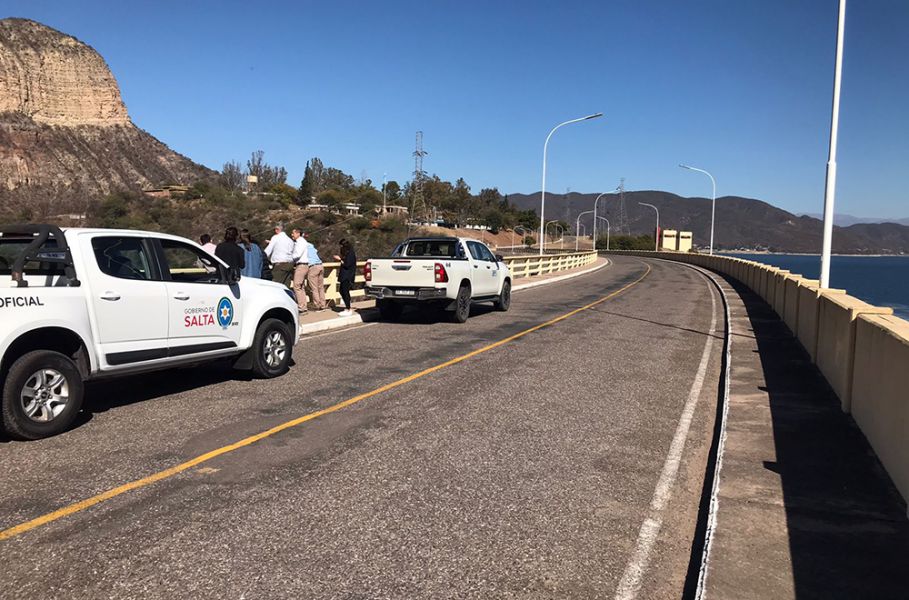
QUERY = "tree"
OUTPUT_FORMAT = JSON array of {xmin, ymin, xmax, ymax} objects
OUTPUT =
[
  {"xmin": 484, "ymin": 208, "xmax": 504, "ymax": 233},
  {"xmin": 219, "ymin": 160, "xmax": 244, "ymax": 191},
  {"xmin": 384, "ymin": 180, "xmax": 402, "ymax": 204},
  {"xmin": 246, "ymin": 150, "xmax": 288, "ymax": 189},
  {"xmin": 298, "ymin": 161, "xmax": 315, "ymax": 204}
]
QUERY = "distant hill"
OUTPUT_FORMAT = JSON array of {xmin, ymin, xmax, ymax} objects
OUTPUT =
[
  {"xmin": 801, "ymin": 213, "xmax": 909, "ymax": 227},
  {"xmin": 506, "ymin": 191, "xmax": 909, "ymax": 254},
  {"xmin": 0, "ymin": 18, "xmax": 214, "ymax": 219}
]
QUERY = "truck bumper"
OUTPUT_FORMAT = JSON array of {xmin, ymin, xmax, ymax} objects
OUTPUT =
[{"xmin": 366, "ymin": 286, "xmax": 448, "ymax": 301}]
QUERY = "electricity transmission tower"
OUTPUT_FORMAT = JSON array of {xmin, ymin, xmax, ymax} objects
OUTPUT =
[
  {"xmin": 411, "ymin": 131, "xmax": 428, "ymax": 222},
  {"xmin": 616, "ymin": 178, "xmax": 630, "ymax": 235}
]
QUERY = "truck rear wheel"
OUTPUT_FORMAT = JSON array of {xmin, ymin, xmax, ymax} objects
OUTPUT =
[
  {"xmin": 452, "ymin": 283, "xmax": 471, "ymax": 323},
  {"xmin": 250, "ymin": 318, "xmax": 293, "ymax": 378},
  {"xmin": 377, "ymin": 299, "xmax": 403, "ymax": 321},
  {"xmin": 2, "ymin": 350, "xmax": 84, "ymax": 440}
]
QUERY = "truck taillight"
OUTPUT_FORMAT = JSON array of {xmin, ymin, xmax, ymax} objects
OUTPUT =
[
  {"xmin": 364, "ymin": 261, "xmax": 372, "ymax": 282},
  {"xmin": 434, "ymin": 263, "xmax": 448, "ymax": 283}
]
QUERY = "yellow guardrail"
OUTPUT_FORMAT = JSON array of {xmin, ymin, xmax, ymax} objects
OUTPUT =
[{"xmin": 298, "ymin": 250, "xmax": 599, "ymax": 305}]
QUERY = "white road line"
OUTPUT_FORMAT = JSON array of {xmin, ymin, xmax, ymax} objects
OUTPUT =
[{"xmin": 614, "ymin": 280, "xmax": 718, "ymax": 600}]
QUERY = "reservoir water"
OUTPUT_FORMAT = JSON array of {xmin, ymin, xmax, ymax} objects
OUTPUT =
[{"xmin": 729, "ymin": 254, "xmax": 909, "ymax": 321}]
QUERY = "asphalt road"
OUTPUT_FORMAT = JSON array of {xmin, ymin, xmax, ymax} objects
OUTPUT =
[{"xmin": 0, "ymin": 256, "xmax": 724, "ymax": 599}]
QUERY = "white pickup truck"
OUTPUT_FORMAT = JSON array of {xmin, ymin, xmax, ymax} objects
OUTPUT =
[
  {"xmin": 364, "ymin": 236, "xmax": 511, "ymax": 322},
  {"xmin": 0, "ymin": 224, "xmax": 299, "ymax": 440}
]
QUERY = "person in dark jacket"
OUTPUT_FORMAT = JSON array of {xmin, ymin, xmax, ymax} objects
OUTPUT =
[
  {"xmin": 333, "ymin": 238, "xmax": 356, "ymax": 317},
  {"xmin": 215, "ymin": 226, "xmax": 245, "ymax": 274}
]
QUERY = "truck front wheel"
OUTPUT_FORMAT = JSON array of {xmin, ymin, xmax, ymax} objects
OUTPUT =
[
  {"xmin": 2, "ymin": 350, "xmax": 85, "ymax": 440},
  {"xmin": 251, "ymin": 318, "xmax": 293, "ymax": 378}
]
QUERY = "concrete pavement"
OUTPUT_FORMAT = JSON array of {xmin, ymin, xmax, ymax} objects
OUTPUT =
[{"xmin": 0, "ymin": 256, "xmax": 723, "ymax": 598}]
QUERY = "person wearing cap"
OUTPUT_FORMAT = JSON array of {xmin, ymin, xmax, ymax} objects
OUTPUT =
[
  {"xmin": 264, "ymin": 223, "xmax": 295, "ymax": 287},
  {"xmin": 290, "ymin": 228, "xmax": 310, "ymax": 314},
  {"xmin": 304, "ymin": 237, "xmax": 326, "ymax": 310}
]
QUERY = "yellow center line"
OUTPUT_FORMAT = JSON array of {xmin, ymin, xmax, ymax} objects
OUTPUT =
[{"xmin": 0, "ymin": 262, "xmax": 652, "ymax": 543}]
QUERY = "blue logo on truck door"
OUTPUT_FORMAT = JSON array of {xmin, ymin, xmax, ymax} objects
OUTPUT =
[{"xmin": 217, "ymin": 297, "xmax": 233, "ymax": 329}]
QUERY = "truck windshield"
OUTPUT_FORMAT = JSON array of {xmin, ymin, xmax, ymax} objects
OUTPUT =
[
  {"xmin": 0, "ymin": 237, "xmax": 64, "ymax": 276},
  {"xmin": 398, "ymin": 240, "xmax": 462, "ymax": 258}
]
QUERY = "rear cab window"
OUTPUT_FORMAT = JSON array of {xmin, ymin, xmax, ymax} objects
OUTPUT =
[{"xmin": 91, "ymin": 237, "xmax": 155, "ymax": 281}]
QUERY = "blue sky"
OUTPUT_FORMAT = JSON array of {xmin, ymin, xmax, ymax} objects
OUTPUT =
[{"xmin": 6, "ymin": 0, "xmax": 909, "ymax": 218}]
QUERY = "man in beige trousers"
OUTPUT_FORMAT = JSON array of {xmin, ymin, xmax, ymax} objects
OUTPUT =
[
  {"xmin": 290, "ymin": 228, "xmax": 310, "ymax": 313},
  {"xmin": 303, "ymin": 235, "xmax": 327, "ymax": 310}
]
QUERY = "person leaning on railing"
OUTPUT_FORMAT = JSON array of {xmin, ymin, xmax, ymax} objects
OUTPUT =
[
  {"xmin": 264, "ymin": 223, "xmax": 295, "ymax": 287},
  {"xmin": 305, "ymin": 237, "xmax": 327, "ymax": 311}
]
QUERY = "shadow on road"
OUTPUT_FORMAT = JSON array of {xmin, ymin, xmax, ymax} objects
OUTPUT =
[{"xmin": 728, "ymin": 279, "xmax": 909, "ymax": 598}]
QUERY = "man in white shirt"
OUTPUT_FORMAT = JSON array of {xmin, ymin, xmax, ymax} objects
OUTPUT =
[
  {"xmin": 290, "ymin": 228, "xmax": 310, "ymax": 314},
  {"xmin": 263, "ymin": 224, "xmax": 295, "ymax": 287}
]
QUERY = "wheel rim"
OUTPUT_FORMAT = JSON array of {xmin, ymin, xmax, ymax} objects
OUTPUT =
[
  {"xmin": 20, "ymin": 368, "xmax": 69, "ymax": 423},
  {"xmin": 263, "ymin": 330, "xmax": 287, "ymax": 368}
]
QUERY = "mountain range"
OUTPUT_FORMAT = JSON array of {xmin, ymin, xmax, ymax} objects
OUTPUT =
[{"xmin": 507, "ymin": 191, "xmax": 909, "ymax": 254}]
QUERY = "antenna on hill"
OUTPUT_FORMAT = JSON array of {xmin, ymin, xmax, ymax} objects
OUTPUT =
[
  {"xmin": 411, "ymin": 131, "xmax": 428, "ymax": 222},
  {"xmin": 616, "ymin": 178, "xmax": 630, "ymax": 235}
]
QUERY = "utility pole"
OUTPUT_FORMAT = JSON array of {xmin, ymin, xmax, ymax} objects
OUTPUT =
[
  {"xmin": 411, "ymin": 131, "xmax": 428, "ymax": 222},
  {"xmin": 616, "ymin": 178, "xmax": 630, "ymax": 235}
]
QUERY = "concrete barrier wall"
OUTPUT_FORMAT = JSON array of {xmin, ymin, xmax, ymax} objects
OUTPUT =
[
  {"xmin": 603, "ymin": 249, "xmax": 909, "ymax": 507},
  {"xmin": 852, "ymin": 314, "xmax": 909, "ymax": 508},
  {"xmin": 816, "ymin": 293, "xmax": 892, "ymax": 412}
]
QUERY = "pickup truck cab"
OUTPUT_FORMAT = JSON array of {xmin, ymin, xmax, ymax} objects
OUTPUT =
[
  {"xmin": 0, "ymin": 224, "xmax": 299, "ymax": 440},
  {"xmin": 364, "ymin": 237, "xmax": 511, "ymax": 322}
]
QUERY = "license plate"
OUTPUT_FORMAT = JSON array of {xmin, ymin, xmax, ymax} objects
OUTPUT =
[{"xmin": 396, "ymin": 289, "xmax": 415, "ymax": 296}]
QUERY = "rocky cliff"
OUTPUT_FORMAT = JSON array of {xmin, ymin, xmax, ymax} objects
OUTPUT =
[{"xmin": 0, "ymin": 18, "xmax": 213, "ymax": 213}]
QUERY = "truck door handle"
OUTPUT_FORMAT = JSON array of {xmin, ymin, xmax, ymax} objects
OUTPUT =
[
  {"xmin": 100, "ymin": 292, "xmax": 120, "ymax": 301},
  {"xmin": 173, "ymin": 293, "xmax": 190, "ymax": 301},
  {"xmin": 473, "ymin": 265, "xmax": 478, "ymax": 269}
]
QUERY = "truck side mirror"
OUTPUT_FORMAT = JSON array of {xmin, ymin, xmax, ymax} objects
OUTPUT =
[
  {"xmin": 494, "ymin": 254, "xmax": 504, "ymax": 262},
  {"xmin": 226, "ymin": 266, "xmax": 241, "ymax": 284}
]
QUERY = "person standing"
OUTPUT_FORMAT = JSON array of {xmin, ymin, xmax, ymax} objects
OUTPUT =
[
  {"xmin": 333, "ymin": 238, "xmax": 356, "ymax": 317},
  {"xmin": 290, "ymin": 228, "xmax": 310, "ymax": 314},
  {"xmin": 264, "ymin": 224, "xmax": 295, "ymax": 287},
  {"xmin": 305, "ymin": 238, "xmax": 327, "ymax": 311},
  {"xmin": 200, "ymin": 234, "xmax": 217, "ymax": 255},
  {"xmin": 238, "ymin": 229, "xmax": 266, "ymax": 279},
  {"xmin": 215, "ymin": 226, "xmax": 245, "ymax": 273}
]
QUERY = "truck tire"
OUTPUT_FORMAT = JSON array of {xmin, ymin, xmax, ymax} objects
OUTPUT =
[
  {"xmin": 250, "ymin": 318, "xmax": 293, "ymax": 378},
  {"xmin": 377, "ymin": 299, "xmax": 403, "ymax": 321},
  {"xmin": 452, "ymin": 283, "xmax": 471, "ymax": 323},
  {"xmin": 1, "ymin": 350, "xmax": 85, "ymax": 440},
  {"xmin": 494, "ymin": 280, "xmax": 512, "ymax": 312}
]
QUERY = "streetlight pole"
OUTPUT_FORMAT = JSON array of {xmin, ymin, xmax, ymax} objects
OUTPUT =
[
  {"xmin": 576, "ymin": 210, "xmax": 593, "ymax": 251},
  {"xmin": 679, "ymin": 164, "xmax": 717, "ymax": 255},
  {"xmin": 820, "ymin": 0, "xmax": 846, "ymax": 288},
  {"xmin": 539, "ymin": 113, "xmax": 604, "ymax": 256},
  {"xmin": 591, "ymin": 191, "xmax": 609, "ymax": 249},
  {"xmin": 597, "ymin": 216, "xmax": 610, "ymax": 250},
  {"xmin": 576, "ymin": 224, "xmax": 586, "ymax": 251},
  {"xmin": 382, "ymin": 173, "xmax": 387, "ymax": 215},
  {"xmin": 639, "ymin": 202, "xmax": 659, "ymax": 251}
]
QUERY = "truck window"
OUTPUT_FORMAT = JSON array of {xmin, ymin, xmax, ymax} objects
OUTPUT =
[
  {"xmin": 404, "ymin": 240, "xmax": 459, "ymax": 258},
  {"xmin": 160, "ymin": 239, "xmax": 223, "ymax": 284},
  {"xmin": 92, "ymin": 237, "xmax": 154, "ymax": 280}
]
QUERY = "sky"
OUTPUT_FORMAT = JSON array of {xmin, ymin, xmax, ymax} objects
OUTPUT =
[{"xmin": 5, "ymin": 0, "xmax": 909, "ymax": 218}]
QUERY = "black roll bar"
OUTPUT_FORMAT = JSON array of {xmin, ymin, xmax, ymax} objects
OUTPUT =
[{"xmin": 0, "ymin": 224, "xmax": 80, "ymax": 288}]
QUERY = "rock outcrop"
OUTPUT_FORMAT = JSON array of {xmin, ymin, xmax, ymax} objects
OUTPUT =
[{"xmin": 0, "ymin": 18, "xmax": 213, "ymax": 209}]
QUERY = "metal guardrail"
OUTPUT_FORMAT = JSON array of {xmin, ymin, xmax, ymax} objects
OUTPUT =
[{"xmin": 306, "ymin": 250, "xmax": 598, "ymax": 305}]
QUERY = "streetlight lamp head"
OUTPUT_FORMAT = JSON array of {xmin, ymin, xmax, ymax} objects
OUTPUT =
[
  {"xmin": 679, "ymin": 164, "xmax": 691, "ymax": 170},
  {"xmin": 584, "ymin": 113, "xmax": 604, "ymax": 120}
]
